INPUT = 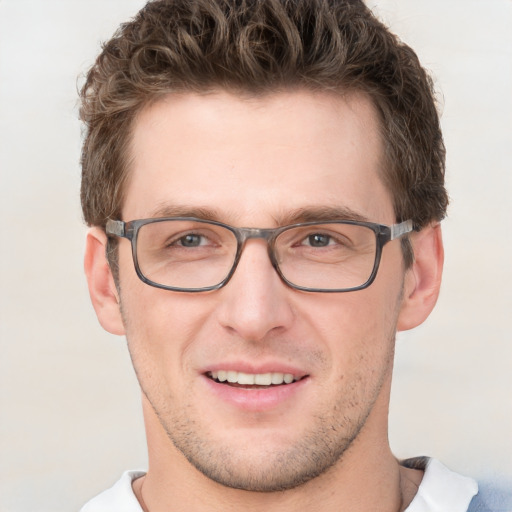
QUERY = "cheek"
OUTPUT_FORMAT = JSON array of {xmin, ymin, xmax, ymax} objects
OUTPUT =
[
  {"xmin": 305, "ymin": 290, "xmax": 395, "ymax": 341},
  {"xmin": 298, "ymin": 284, "xmax": 401, "ymax": 372},
  {"xmin": 119, "ymin": 279, "xmax": 213, "ymax": 383}
]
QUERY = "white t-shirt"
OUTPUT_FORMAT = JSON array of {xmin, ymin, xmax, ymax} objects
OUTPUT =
[{"xmin": 80, "ymin": 459, "xmax": 478, "ymax": 512}]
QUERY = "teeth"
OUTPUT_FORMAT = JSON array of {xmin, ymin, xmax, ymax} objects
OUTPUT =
[
  {"xmin": 254, "ymin": 373, "xmax": 272, "ymax": 386},
  {"xmin": 238, "ymin": 373, "xmax": 255, "ymax": 385},
  {"xmin": 209, "ymin": 371, "xmax": 299, "ymax": 386},
  {"xmin": 271, "ymin": 372, "xmax": 291, "ymax": 385},
  {"xmin": 271, "ymin": 373, "xmax": 284, "ymax": 385}
]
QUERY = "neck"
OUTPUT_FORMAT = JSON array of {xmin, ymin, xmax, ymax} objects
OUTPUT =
[{"xmin": 134, "ymin": 391, "xmax": 422, "ymax": 512}]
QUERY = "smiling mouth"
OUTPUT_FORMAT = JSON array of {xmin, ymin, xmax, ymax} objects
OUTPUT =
[{"xmin": 207, "ymin": 370, "xmax": 304, "ymax": 388}]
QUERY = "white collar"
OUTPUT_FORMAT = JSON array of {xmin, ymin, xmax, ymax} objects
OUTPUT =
[
  {"xmin": 81, "ymin": 459, "xmax": 478, "ymax": 512},
  {"xmin": 405, "ymin": 458, "xmax": 478, "ymax": 512}
]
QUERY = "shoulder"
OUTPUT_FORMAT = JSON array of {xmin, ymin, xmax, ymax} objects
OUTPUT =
[
  {"xmin": 467, "ymin": 479, "xmax": 512, "ymax": 512},
  {"xmin": 80, "ymin": 470, "xmax": 146, "ymax": 512}
]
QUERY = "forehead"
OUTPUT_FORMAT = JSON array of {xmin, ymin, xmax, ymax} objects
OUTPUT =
[{"xmin": 123, "ymin": 89, "xmax": 394, "ymax": 225}]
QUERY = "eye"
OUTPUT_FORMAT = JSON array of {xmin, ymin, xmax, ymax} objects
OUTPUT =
[
  {"xmin": 175, "ymin": 233, "xmax": 208, "ymax": 248},
  {"xmin": 303, "ymin": 233, "xmax": 335, "ymax": 248}
]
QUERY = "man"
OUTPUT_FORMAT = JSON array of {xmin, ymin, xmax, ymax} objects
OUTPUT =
[{"xmin": 78, "ymin": 1, "xmax": 501, "ymax": 510}]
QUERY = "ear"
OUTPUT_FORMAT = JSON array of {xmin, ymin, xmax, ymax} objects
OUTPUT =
[
  {"xmin": 397, "ymin": 223, "xmax": 444, "ymax": 331},
  {"xmin": 84, "ymin": 227, "xmax": 126, "ymax": 336}
]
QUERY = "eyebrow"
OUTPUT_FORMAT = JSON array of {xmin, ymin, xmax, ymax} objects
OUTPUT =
[
  {"xmin": 147, "ymin": 203, "xmax": 371, "ymax": 226},
  {"xmin": 149, "ymin": 204, "xmax": 223, "ymax": 222},
  {"xmin": 276, "ymin": 206, "xmax": 370, "ymax": 225}
]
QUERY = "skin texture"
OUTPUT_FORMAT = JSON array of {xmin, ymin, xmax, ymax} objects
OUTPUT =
[{"xmin": 85, "ymin": 90, "xmax": 443, "ymax": 511}]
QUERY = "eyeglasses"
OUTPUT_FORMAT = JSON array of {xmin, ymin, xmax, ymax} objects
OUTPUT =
[{"xmin": 106, "ymin": 217, "xmax": 414, "ymax": 293}]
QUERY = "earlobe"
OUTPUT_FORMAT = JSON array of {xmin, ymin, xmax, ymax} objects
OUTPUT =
[
  {"xmin": 397, "ymin": 223, "xmax": 444, "ymax": 332},
  {"xmin": 84, "ymin": 227, "xmax": 126, "ymax": 336}
]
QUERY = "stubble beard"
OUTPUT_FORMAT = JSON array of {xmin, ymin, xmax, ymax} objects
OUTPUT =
[
  {"xmin": 160, "ymin": 401, "xmax": 374, "ymax": 492},
  {"xmin": 122, "ymin": 284, "xmax": 402, "ymax": 493},
  {"xmin": 137, "ymin": 339, "xmax": 396, "ymax": 493}
]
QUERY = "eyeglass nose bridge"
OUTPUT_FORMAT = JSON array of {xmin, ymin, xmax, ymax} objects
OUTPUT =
[
  {"xmin": 236, "ymin": 226, "xmax": 279, "ymax": 243},
  {"xmin": 227, "ymin": 226, "xmax": 284, "ymax": 284}
]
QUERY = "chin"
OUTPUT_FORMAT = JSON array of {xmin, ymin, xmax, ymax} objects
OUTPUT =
[{"xmin": 164, "ymin": 413, "xmax": 362, "ymax": 493}]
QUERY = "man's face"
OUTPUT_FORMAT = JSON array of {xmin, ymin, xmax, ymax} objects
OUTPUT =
[{"xmin": 116, "ymin": 90, "xmax": 409, "ymax": 491}]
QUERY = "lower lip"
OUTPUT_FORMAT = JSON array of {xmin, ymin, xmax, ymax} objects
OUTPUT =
[{"xmin": 202, "ymin": 375, "xmax": 309, "ymax": 412}]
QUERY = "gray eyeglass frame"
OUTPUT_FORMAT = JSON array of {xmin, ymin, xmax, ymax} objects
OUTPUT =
[{"xmin": 106, "ymin": 217, "xmax": 414, "ymax": 293}]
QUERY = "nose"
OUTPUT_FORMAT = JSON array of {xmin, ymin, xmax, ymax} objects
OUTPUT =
[{"xmin": 215, "ymin": 239, "xmax": 295, "ymax": 342}]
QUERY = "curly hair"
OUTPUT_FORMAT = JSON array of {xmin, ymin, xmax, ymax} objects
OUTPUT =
[{"xmin": 80, "ymin": 0, "xmax": 448, "ymax": 267}]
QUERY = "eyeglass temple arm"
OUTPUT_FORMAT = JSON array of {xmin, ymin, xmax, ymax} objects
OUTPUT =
[
  {"xmin": 106, "ymin": 219, "xmax": 125, "ymax": 237},
  {"xmin": 390, "ymin": 220, "xmax": 414, "ymax": 240}
]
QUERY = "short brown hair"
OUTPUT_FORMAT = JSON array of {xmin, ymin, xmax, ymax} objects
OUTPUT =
[{"xmin": 80, "ymin": 0, "xmax": 448, "ymax": 266}]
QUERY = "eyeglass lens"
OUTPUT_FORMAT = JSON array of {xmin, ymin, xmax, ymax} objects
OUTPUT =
[{"xmin": 135, "ymin": 219, "xmax": 378, "ymax": 291}]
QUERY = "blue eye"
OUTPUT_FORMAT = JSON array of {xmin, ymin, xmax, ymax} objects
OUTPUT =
[
  {"xmin": 177, "ymin": 234, "xmax": 205, "ymax": 247},
  {"xmin": 305, "ymin": 233, "xmax": 333, "ymax": 247}
]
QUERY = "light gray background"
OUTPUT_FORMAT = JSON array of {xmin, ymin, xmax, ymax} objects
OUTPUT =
[{"xmin": 0, "ymin": 1, "xmax": 511, "ymax": 510}]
